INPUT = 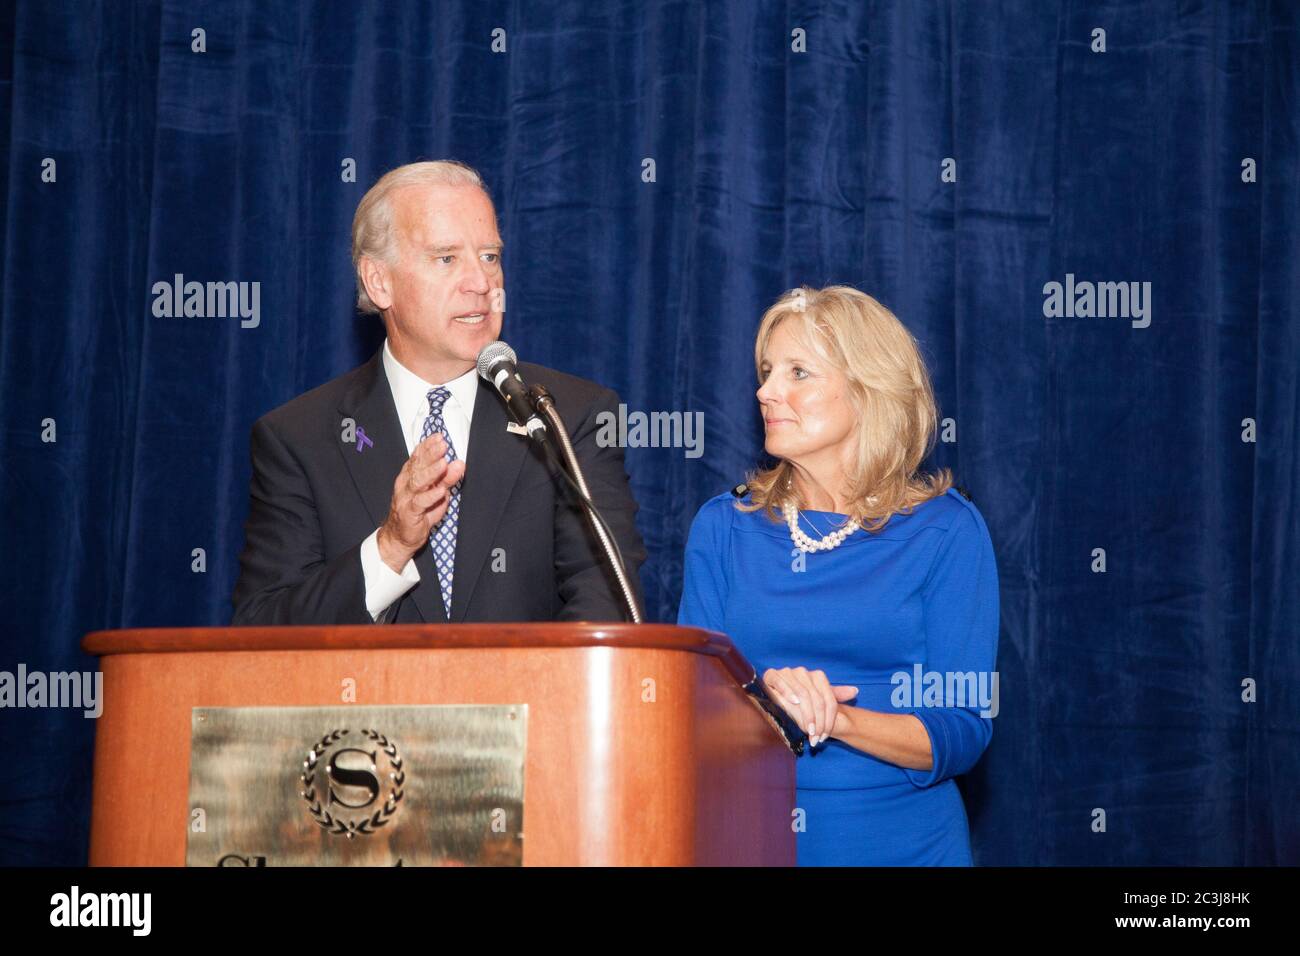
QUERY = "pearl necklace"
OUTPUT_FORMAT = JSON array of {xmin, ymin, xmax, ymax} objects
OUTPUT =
[{"xmin": 782, "ymin": 501, "xmax": 860, "ymax": 553}]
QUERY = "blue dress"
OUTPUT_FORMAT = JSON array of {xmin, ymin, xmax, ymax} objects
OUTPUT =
[{"xmin": 677, "ymin": 487, "xmax": 999, "ymax": 866}]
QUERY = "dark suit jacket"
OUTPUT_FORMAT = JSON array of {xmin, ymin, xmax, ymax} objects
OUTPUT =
[{"xmin": 231, "ymin": 349, "xmax": 646, "ymax": 625}]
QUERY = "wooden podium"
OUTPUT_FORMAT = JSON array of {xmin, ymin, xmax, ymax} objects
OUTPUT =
[{"xmin": 81, "ymin": 624, "xmax": 796, "ymax": 866}]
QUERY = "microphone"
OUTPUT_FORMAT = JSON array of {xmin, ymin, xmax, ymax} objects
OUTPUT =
[{"xmin": 476, "ymin": 341, "xmax": 548, "ymax": 442}]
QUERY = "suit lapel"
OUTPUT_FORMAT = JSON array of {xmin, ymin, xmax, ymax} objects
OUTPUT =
[
  {"xmin": 449, "ymin": 378, "xmax": 530, "ymax": 622},
  {"xmin": 338, "ymin": 350, "xmax": 448, "ymax": 623}
]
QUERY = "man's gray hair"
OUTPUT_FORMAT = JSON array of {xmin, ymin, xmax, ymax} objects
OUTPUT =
[{"xmin": 350, "ymin": 160, "xmax": 490, "ymax": 314}]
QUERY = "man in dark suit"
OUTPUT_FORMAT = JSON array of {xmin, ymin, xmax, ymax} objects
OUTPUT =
[{"xmin": 232, "ymin": 161, "xmax": 645, "ymax": 625}]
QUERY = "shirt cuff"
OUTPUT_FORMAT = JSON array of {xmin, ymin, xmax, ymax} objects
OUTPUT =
[{"xmin": 360, "ymin": 528, "xmax": 419, "ymax": 620}]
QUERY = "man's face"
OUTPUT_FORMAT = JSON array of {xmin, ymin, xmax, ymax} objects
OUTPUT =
[{"xmin": 372, "ymin": 182, "xmax": 504, "ymax": 381}]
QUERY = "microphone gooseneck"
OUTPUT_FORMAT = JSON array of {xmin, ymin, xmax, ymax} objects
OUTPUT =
[{"xmin": 474, "ymin": 341, "xmax": 643, "ymax": 624}]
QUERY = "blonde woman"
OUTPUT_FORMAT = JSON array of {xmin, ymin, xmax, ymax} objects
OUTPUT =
[{"xmin": 678, "ymin": 286, "xmax": 999, "ymax": 866}]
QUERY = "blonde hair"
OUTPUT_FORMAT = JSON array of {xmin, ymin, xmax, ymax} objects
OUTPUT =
[
  {"xmin": 350, "ymin": 160, "xmax": 490, "ymax": 313},
  {"xmin": 739, "ymin": 284, "xmax": 953, "ymax": 532}
]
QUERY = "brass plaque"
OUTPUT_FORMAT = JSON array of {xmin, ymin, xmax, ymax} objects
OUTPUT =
[{"xmin": 186, "ymin": 705, "xmax": 527, "ymax": 866}]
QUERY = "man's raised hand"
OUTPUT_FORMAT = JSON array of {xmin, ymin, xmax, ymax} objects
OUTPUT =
[{"xmin": 375, "ymin": 433, "xmax": 466, "ymax": 572}]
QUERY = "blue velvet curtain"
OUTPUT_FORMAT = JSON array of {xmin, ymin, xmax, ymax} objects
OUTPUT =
[{"xmin": 1, "ymin": 0, "xmax": 1296, "ymax": 866}]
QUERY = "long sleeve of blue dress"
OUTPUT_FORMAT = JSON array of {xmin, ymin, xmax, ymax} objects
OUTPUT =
[
  {"xmin": 900, "ymin": 503, "xmax": 1000, "ymax": 788},
  {"xmin": 677, "ymin": 493, "xmax": 733, "ymax": 634}
]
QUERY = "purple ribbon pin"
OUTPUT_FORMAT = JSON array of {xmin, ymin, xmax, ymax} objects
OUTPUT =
[{"xmin": 356, "ymin": 427, "xmax": 374, "ymax": 453}]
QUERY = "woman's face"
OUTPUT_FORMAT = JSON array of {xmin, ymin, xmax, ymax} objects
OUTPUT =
[{"xmin": 756, "ymin": 319, "xmax": 857, "ymax": 475}]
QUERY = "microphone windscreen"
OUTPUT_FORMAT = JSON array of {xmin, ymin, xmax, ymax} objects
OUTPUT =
[{"xmin": 476, "ymin": 340, "xmax": 517, "ymax": 381}]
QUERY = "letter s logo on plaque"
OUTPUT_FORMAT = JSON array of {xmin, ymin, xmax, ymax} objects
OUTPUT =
[{"xmin": 300, "ymin": 729, "xmax": 405, "ymax": 838}]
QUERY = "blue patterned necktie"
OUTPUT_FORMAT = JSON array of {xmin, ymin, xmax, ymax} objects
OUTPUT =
[{"xmin": 419, "ymin": 387, "xmax": 461, "ymax": 619}]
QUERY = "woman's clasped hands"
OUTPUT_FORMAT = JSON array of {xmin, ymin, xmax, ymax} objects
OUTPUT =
[{"xmin": 762, "ymin": 666, "xmax": 859, "ymax": 747}]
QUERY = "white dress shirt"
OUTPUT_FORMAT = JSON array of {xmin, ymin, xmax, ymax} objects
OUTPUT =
[{"xmin": 359, "ymin": 339, "xmax": 479, "ymax": 620}]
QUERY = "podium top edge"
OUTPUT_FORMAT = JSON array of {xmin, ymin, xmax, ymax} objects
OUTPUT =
[{"xmin": 81, "ymin": 623, "xmax": 753, "ymax": 682}]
